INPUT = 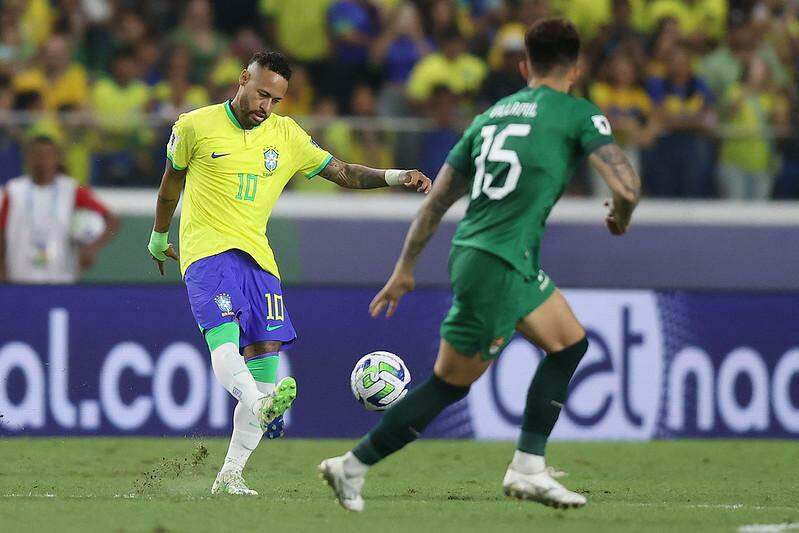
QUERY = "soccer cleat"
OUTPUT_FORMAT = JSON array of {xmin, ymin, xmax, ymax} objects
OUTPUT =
[
  {"xmin": 211, "ymin": 470, "xmax": 258, "ymax": 496},
  {"xmin": 256, "ymin": 377, "xmax": 297, "ymax": 431},
  {"xmin": 264, "ymin": 415, "xmax": 285, "ymax": 439},
  {"xmin": 318, "ymin": 456, "xmax": 365, "ymax": 512},
  {"xmin": 503, "ymin": 465, "xmax": 587, "ymax": 509}
]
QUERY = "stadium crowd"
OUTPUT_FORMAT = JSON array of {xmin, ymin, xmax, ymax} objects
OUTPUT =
[{"xmin": 0, "ymin": 0, "xmax": 798, "ymax": 199}]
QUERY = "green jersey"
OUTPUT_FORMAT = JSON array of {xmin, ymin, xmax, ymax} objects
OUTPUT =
[{"xmin": 446, "ymin": 85, "xmax": 614, "ymax": 278}]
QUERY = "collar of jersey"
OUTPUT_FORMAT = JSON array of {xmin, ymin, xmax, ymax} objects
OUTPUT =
[{"xmin": 224, "ymin": 100, "xmax": 264, "ymax": 130}]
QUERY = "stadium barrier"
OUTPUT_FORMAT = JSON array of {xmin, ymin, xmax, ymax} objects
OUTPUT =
[
  {"xmin": 2, "ymin": 285, "xmax": 797, "ymax": 439},
  {"xmin": 86, "ymin": 191, "xmax": 799, "ymax": 290}
]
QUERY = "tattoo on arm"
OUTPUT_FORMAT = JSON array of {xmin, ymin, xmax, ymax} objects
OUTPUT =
[
  {"xmin": 396, "ymin": 164, "xmax": 468, "ymax": 270},
  {"xmin": 318, "ymin": 157, "xmax": 388, "ymax": 189},
  {"xmin": 591, "ymin": 143, "xmax": 641, "ymax": 203}
]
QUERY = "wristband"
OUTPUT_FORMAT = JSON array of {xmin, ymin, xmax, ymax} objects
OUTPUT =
[
  {"xmin": 148, "ymin": 230, "xmax": 169, "ymax": 260},
  {"xmin": 385, "ymin": 169, "xmax": 405, "ymax": 186}
]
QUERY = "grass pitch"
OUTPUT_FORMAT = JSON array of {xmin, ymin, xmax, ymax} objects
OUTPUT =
[{"xmin": 0, "ymin": 439, "xmax": 797, "ymax": 532}]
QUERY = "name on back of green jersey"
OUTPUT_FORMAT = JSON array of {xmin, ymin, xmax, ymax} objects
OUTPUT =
[{"xmin": 489, "ymin": 102, "xmax": 538, "ymax": 119}]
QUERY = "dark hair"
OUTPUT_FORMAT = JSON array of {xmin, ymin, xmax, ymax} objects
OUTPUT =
[
  {"xmin": 26, "ymin": 135, "xmax": 59, "ymax": 149},
  {"xmin": 248, "ymin": 51, "xmax": 292, "ymax": 81},
  {"xmin": 524, "ymin": 18, "xmax": 580, "ymax": 76}
]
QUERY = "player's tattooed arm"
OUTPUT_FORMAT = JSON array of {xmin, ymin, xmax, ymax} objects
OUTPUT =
[
  {"xmin": 370, "ymin": 163, "xmax": 467, "ymax": 317},
  {"xmin": 153, "ymin": 162, "xmax": 186, "ymax": 233},
  {"xmin": 589, "ymin": 143, "xmax": 641, "ymax": 235},
  {"xmin": 318, "ymin": 157, "xmax": 432, "ymax": 192}
]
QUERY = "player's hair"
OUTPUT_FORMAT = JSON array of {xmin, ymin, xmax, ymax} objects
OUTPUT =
[
  {"xmin": 524, "ymin": 18, "xmax": 581, "ymax": 76},
  {"xmin": 248, "ymin": 51, "xmax": 292, "ymax": 81},
  {"xmin": 26, "ymin": 134, "xmax": 59, "ymax": 151}
]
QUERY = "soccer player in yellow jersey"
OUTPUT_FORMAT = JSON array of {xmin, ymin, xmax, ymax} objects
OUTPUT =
[{"xmin": 146, "ymin": 51, "xmax": 432, "ymax": 496}]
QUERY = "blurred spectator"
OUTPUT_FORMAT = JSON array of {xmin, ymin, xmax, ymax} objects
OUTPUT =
[
  {"xmin": 406, "ymin": 29, "xmax": 487, "ymax": 104},
  {"xmin": 588, "ymin": 0, "xmax": 647, "ymax": 78},
  {"xmin": 91, "ymin": 49, "xmax": 152, "ymax": 185},
  {"xmin": 371, "ymin": 2, "xmax": 431, "ymax": 116},
  {"xmin": 169, "ymin": 0, "xmax": 228, "ymax": 83},
  {"xmin": 646, "ymin": 0, "xmax": 727, "ymax": 50},
  {"xmin": 261, "ymin": 0, "xmax": 331, "ymax": 68},
  {"xmin": 136, "ymin": 41, "xmax": 164, "ymax": 87},
  {"xmin": 280, "ymin": 65, "xmax": 314, "ymax": 117},
  {"xmin": 325, "ymin": 84, "xmax": 393, "ymax": 169},
  {"xmin": 153, "ymin": 47, "xmax": 210, "ymax": 122},
  {"xmin": 0, "ymin": 135, "xmax": 118, "ymax": 283},
  {"xmin": 327, "ymin": 0, "xmax": 380, "ymax": 111},
  {"xmin": 0, "ymin": 75, "xmax": 23, "ymax": 185},
  {"xmin": 645, "ymin": 44, "xmax": 717, "ymax": 197},
  {"xmin": 419, "ymin": 85, "xmax": 461, "ymax": 180},
  {"xmin": 480, "ymin": 24, "xmax": 527, "ymax": 107},
  {"xmin": 699, "ymin": 20, "xmax": 790, "ymax": 100},
  {"xmin": 717, "ymin": 56, "xmax": 789, "ymax": 200},
  {"xmin": 590, "ymin": 51, "xmax": 657, "ymax": 196},
  {"xmin": 647, "ymin": 17, "xmax": 682, "ymax": 77},
  {"xmin": 13, "ymin": 34, "xmax": 89, "ymax": 110}
]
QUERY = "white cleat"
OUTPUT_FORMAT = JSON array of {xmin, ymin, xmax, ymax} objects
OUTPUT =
[
  {"xmin": 318, "ymin": 456, "xmax": 365, "ymax": 512},
  {"xmin": 503, "ymin": 465, "xmax": 587, "ymax": 509},
  {"xmin": 211, "ymin": 470, "xmax": 258, "ymax": 496}
]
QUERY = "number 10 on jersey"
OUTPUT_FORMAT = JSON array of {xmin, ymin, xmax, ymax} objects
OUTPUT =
[{"xmin": 236, "ymin": 173, "xmax": 258, "ymax": 201}]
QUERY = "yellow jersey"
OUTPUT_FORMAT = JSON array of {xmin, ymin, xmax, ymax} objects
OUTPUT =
[{"xmin": 167, "ymin": 101, "xmax": 332, "ymax": 277}]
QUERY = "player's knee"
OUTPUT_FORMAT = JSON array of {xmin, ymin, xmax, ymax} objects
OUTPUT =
[
  {"xmin": 243, "ymin": 341, "xmax": 282, "ymax": 359},
  {"xmin": 205, "ymin": 322, "xmax": 240, "ymax": 352}
]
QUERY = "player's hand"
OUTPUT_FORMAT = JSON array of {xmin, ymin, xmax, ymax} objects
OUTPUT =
[
  {"xmin": 148, "ymin": 230, "xmax": 179, "ymax": 276},
  {"xmin": 78, "ymin": 243, "xmax": 100, "ymax": 272},
  {"xmin": 369, "ymin": 269, "xmax": 415, "ymax": 318},
  {"xmin": 151, "ymin": 244, "xmax": 179, "ymax": 276},
  {"xmin": 402, "ymin": 170, "xmax": 432, "ymax": 194},
  {"xmin": 604, "ymin": 200, "xmax": 630, "ymax": 235}
]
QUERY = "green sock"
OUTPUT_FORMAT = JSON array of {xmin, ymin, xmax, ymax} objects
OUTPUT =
[
  {"xmin": 518, "ymin": 337, "xmax": 588, "ymax": 456},
  {"xmin": 353, "ymin": 374, "xmax": 470, "ymax": 465},
  {"xmin": 246, "ymin": 353, "xmax": 279, "ymax": 384}
]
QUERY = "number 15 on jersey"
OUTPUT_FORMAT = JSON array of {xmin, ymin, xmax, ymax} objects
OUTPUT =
[{"xmin": 472, "ymin": 123, "xmax": 531, "ymax": 201}]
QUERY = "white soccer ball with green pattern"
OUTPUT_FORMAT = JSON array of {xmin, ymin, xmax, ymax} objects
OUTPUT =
[{"xmin": 351, "ymin": 351, "xmax": 411, "ymax": 411}]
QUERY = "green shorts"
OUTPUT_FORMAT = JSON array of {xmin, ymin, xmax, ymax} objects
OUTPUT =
[{"xmin": 440, "ymin": 245, "xmax": 556, "ymax": 360}]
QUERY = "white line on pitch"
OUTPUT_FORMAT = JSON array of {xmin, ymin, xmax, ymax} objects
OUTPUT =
[{"xmin": 738, "ymin": 524, "xmax": 799, "ymax": 532}]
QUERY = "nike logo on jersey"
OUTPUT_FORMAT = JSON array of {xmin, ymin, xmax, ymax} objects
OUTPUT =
[
  {"xmin": 211, "ymin": 152, "xmax": 231, "ymax": 159},
  {"xmin": 266, "ymin": 324, "xmax": 284, "ymax": 331}
]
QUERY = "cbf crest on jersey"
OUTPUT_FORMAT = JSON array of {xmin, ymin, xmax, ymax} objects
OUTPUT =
[
  {"xmin": 214, "ymin": 293, "xmax": 234, "ymax": 317},
  {"xmin": 263, "ymin": 147, "xmax": 279, "ymax": 174}
]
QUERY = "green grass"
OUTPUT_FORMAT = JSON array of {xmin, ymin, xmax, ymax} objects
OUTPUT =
[{"xmin": 0, "ymin": 439, "xmax": 797, "ymax": 532}]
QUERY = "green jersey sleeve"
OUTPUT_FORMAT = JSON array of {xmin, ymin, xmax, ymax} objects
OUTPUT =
[
  {"xmin": 445, "ymin": 117, "xmax": 481, "ymax": 176},
  {"xmin": 572, "ymin": 98, "xmax": 614, "ymax": 157},
  {"xmin": 166, "ymin": 114, "xmax": 196, "ymax": 170}
]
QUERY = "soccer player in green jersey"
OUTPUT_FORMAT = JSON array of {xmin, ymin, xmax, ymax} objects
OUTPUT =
[
  {"xmin": 147, "ymin": 51, "xmax": 431, "ymax": 495},
  {"xmin": 320, "ymin": 18, "xmax": 641, "ymax": 511}
]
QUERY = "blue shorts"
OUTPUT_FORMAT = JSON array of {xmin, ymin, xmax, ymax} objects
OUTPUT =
[{"xmin": 184, "ymin": 249, "xmax": 297, "ymax": 349}]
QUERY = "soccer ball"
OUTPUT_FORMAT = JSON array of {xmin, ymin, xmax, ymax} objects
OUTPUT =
[
  {"xmin": 350, "ymin": 351, "xmax": 411, "ymax": 411},
  {"xmin": 71, "ymin": 209, "xmax": 106, "ymax": 245}
]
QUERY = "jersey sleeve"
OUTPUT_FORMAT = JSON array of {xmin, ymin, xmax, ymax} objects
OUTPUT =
[
  {"xmin": 288, "ymin": 118, "xmax": 333, "ymax": 179},
  {"xmin": 572, "ymin": 99, "xmax": 615, "ymax": 157},
  {"xmin": 166, "ymin": 114, "xmax": 196, "ymax": 171},
  {"xmin": 445, "ymin": 117, "xmax": 480, "ymax": 176},
  {"xmin": 74, "ymin": 186, "xmax": 110, "ymax": 216}
]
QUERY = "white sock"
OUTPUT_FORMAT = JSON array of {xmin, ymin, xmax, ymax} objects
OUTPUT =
[
  {"xmin": 220, "ymin": 381, "xmax": 277, "ymax": 475},
  {"xmin": 343, "ymin": 451, "xmax": 369, "ymax": 477},
  {"xmin": 511, "ymin": 450, "xmax": 546, "ymax": 474},
  {"xmin": 210, "ymin": 342, "xmax": 266, "ymax": 415}
]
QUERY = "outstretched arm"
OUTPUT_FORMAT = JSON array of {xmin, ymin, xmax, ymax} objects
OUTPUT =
[
  {"xmin": 369, "ymin": 163, "xmax": 469, "ymax": 317},
  {"xmin": 318, "ymin": 157, "xmax": 432, "ymax": 193},
  {"xmin": 589, "ymin": 143, "xmax": 641, "ymax": 235}
]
